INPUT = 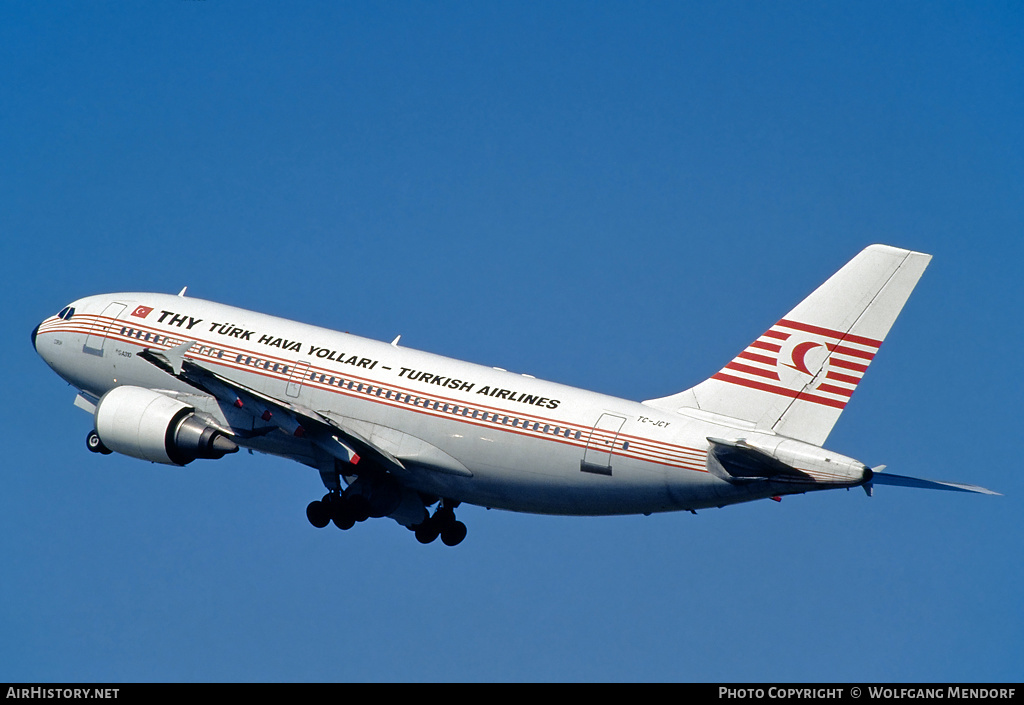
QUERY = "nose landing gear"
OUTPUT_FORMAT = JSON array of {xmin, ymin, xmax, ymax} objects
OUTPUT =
[{"xmin": 86, "ymin": 430, "xmax": 112, "ymax": 455}]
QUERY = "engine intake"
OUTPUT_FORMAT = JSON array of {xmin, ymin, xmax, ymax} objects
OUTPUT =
[{"xmin": 95, "ymin": 386, "xmax": 238, "ymax": 466}]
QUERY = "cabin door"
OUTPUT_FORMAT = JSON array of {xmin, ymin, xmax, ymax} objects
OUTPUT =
[
  {"xmin": 580, "ymin": 413, "xmax": 627, "ymax": 476},
  {"xmin": 83, "ymin": 302, "xmax": 128, "ymax": 356}
]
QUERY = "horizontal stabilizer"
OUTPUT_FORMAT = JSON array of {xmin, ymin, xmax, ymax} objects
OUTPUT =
[{"xmin": 869, "ymin": 471, "xmax": 1000, "ymax": 495}]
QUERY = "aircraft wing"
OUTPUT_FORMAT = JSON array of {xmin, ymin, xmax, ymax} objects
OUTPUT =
[{"xmin": 138, "ymin": 342, "xmax": 405, "ymax": 474}]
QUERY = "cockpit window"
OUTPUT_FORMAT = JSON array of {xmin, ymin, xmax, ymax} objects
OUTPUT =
[{"xmin": 57, "ymin": 306, "xmax": 75, "ymax": 320}]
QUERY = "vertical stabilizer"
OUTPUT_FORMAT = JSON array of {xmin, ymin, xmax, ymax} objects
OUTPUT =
[{"xmin": 643, "ymin": 245, "xmax": 932, "ymax": 446}]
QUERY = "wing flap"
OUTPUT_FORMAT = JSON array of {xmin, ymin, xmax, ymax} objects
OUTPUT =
[
  {"xmin": 183, "ymin": 358, "xmax": 406, "ymax": 473},
  {"xmin": 139, "ymin": 345, "xmax": 406, "ymax": 474}
]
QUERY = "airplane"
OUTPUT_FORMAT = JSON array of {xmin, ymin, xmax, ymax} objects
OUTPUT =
[{"xmin": 31, "ymin": 244, "xmax": 998, "ymax": 546}]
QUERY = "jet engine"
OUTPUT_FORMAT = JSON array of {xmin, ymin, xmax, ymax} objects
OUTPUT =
[{"xmin": 94, "ymin": 386, "xmax": 238, "ymax": 466}]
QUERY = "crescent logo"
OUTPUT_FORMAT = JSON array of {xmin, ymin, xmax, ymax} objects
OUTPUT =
[
  {"xmin": 131, "ymin": 305, "xmax": 153, "ymax": 319},
  {"xmin": 784, "ymin": 341, "xmax": 824, "ymax": 376}
]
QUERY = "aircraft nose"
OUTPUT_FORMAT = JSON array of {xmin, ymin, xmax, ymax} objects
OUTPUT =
[{"xmin": 31, "ymin": 323, "xmax": 40, "ymax": 352}]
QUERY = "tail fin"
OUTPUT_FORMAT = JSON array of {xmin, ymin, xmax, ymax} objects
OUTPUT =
[{"xmin": 643, "ymin": 245, "xmax": 932, "ymax": 446}]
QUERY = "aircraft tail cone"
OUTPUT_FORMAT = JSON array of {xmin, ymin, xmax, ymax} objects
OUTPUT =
[{"xmin": 861, "ymin": 464, "xmax": 883, "ymax": 496}]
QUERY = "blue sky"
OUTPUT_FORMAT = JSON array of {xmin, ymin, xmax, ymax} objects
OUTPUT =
[{"xmin": 2, "ymin": 2, "xmax": 1021, "ymax": 683}]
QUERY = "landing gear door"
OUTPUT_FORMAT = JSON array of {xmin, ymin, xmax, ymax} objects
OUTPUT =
[
  {"xmin": 580, "ymin": 413, "xmax": 627, "ymax": 476},
  {"xmin": 83, "ymin": 302, "xmax": 128, "ymax": 356}
]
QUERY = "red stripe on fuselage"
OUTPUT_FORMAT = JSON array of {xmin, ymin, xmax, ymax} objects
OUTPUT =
[{"xmin": 39, "ymin": 314, "xmax": 711, "ymax": 473}]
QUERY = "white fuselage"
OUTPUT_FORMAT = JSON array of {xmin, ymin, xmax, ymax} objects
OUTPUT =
[{"xmin": 33, "ymin": 293, "xmax": 866, "ymax": 517}]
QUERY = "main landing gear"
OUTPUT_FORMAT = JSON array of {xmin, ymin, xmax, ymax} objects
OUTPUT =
[
  {"xmin": 306, "ymin": 490, "xmax": 371, "ymax": 531},
  {"xmin": 413, "ymin": 503, "xmax": 467, "ymax": 547},
  {"xmin": 305, "ymin": 491, "xmax": 467, "ymax": 547}
]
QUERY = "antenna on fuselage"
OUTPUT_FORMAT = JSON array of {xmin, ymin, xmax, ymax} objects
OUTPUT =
[{"xmin": 177, "ymin": 286, "xmax": 188, "ymax": 297}]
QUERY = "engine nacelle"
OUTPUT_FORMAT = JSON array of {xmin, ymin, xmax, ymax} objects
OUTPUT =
[{"xmin": 95, "ymin": 386, "xmax": 238, "ymax": 466}]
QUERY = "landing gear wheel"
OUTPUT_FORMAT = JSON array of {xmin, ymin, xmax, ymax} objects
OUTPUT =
[
  {"xmin": 86, "ymin": 430, "xmax": 111, "ymax": 455},
  {"xmin": 316, "ymin": 493, "xmax": 355, "ymax": 531},
  {"xmin": 306, "ymin": 500, "xmax": 330, "ymax": 529},
  {"xmin": 415, "ymin": 519, "xmax": 441, "ymax": 544},
  {"xmin": 413, "ymin": 502, "xmax": 467, "ymax": 546},
  {"xmin": 331, "ymin": 498, "xmax": 356, "ymax": 531},
  {"xmin": 441, "ymin": 520, "xmax": 467, "ymax": 547}
]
